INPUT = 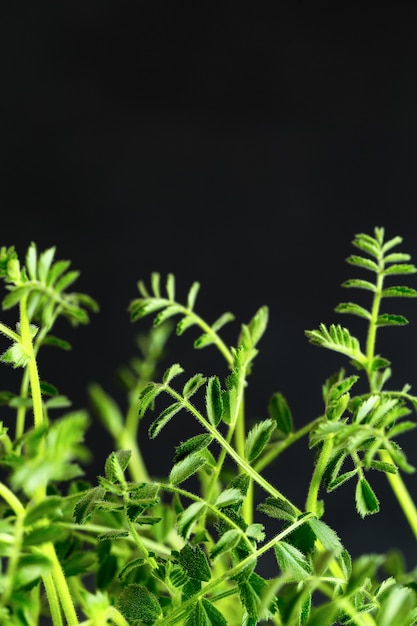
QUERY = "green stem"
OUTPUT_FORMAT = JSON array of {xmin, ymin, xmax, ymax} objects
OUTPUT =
[
  {"xmin": 42, "ymin": 572, "xmax": 64, "ymax": 626},
  {"xmin": 0, "ymin": 481, "xmax": 25, "ymax": 516},
  {"xmin": 203, "ymin": 364, "xmax": 249, "ymax": 518},
  {"xmin": 19, "ymin": 295, "xmax": 44, "ymax": 431},
  {"xmin": 379, "ymin": 449, "xmax": 417, "ymax": 540},
  {"xmin": 42, "ymin": 542, "xmax": 79, "ymax": 626},
  {"xmin": 365, "ymin": 251, "xmax": 384, "ymax": 388},
  {"xmin": 305, "ymin": 436, "xmax": 333, "ymax": 515},
  {"xmin": 16, "ymin": 325, "xmax": 50, "ymax": 440},
  {"xmin": 363, "ymin": 251, "xmax": 417, "ymax": 540}
]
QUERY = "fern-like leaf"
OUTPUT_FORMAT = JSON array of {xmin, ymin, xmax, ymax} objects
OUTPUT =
[
  {"xmin": 305, "ymin": 323, "xmax": 366, "ymax": 368},
  {"xmin": 1, "ymin": 243, "xmax": 98, "ymax": 328}
]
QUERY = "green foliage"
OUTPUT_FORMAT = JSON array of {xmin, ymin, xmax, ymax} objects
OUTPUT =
[{"xmin": 1, "ymin": 229, "xmax": 417, "ymax": 625}]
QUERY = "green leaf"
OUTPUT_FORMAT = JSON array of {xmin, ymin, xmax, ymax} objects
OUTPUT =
[
  {"xmin": 183, "ymin": 373, "xmax": 206, "ymax": 399},
  {"xmin": 1, "ymin": 342, "xmax": 31, "ymax": 368},
  {"xmin": 246, "ymin": 523, "xmax": 265, "ymax": 542},
  {"xmin": 46, "ymin": 258, "xmax": 71, "ymax": 286},
  {"xmin": 41, "ymin": 335, "xmax": 72, "ymax": 350},
  {"xmin": 169, "ymin": 455, "xmax": 207, "ymax": 485},
  {"xmin": 2, "ymin": 285, "xmax": 32, "ymax": 310},
  {"xmin": 376, "ymin": 313, "xmax": 408, "ymax": 326},
  {"xmin": 45, "ymin": 395, "xmax": 72, "ymax": 409},
  {"xmin": 305, "ymin": 323, "xmax": 366, "ymax": 367},
  {"xmin": 153, "ymin": 304, "xmax": 183, "ymax": 327},
  {"xmin": 211, "ymin": 311, "xmax": 235, "ymax": 332},
  {"xmin": 238, "ymin": 573, "xmax": 276, "ymax": 622},
  {"xmin": 214, "ymin": 488, "xmax": 245, "ymax": 509},
  {"xmin": 24, "ymin": 496, "xmax": 64, "ymax": 526},
  {"xmin": 73, "ymin": 486, "xmax": 106, "ymax": 524},
  {"xmin": 12, "ymin": 411, "xmax": 90, "ymax": 496},
  {"xmin": 163, "ymin": 363, "xmax": 184, "ymax": 385},
  {"xmin": 117, "ymin": 583, "xmax": 162, "ymax": 623},
  {"xmin": 210, "ymin": 529, "xmax": 241, "ymax": 560},
  {"xmin": 327, "ymin": 469, "xmax": 358, "ymax": 492},
  {"xmin": 352, "ymin": 233, "xmax": 380, "ymax": 257},
  {"xmin": 346, "ymin": 254, "xmax": 379, "ymax": 272},
  {"xmin": 186, "ymin": 281, "xmax": 200, "ymax": 310},
  {"xmin": 355, "ymin": 395, "xmax": 379, "ymax": 423},
  {"xmin": 166, "ymin": 273, "xmax": 176, "ymax": 300},
  {"xmin": 382, "ymin": 286, "xmax": 417, "ymax": 297},
  {"xmin": 177, "ymin": 502, "xmax": 206, "ymax": 539},
  {"xmin": 118, "ymin": 558, "xmax": 147, "ymax": 582},
  {"xmin": 257, "ymin": 496, "xmax": 298, "ymax": 522},
  {"xmin": 378, "ymin": 585, "xmax": 417, "ymax": 626},
  {"xmin": 346, "ymin": 554, "xmax": 384, "ymax": 594},
  {"xmin": 384, "ymin": 263, "xmax": 417, "ymax": 275},
  {"xmin": 274, "ymin": 541, "xmax": 312, "ymax": 581},
  {"xmin": 178, "ymin": 544, "xmax": 211, "ymax": 581},
  {"xmin": 368, "ymin": 460, "xmax": 398, "ymax": 474},
  {"xmin": 26, "ymin": 242, "xmax": 37, "ymax": 280},
  {"xmin": 268, "ymin": 392, "xmax": 293, "ymax": 435},
  {"xmin": 341, "ymin": 278, "xmax": 376, "ymax": 292},
  {"xmin": 174, "ymin": 434, "xmax": 213, "ymax": 463},
  {"xmin": 201, "ymin": 599, "xmax": 227, "ymax": 626},
  {"xmin": 240, "ymin": 306, "xmax": 269, "ymax": 349},
  {"xmin": 244, "ymin": 418, "xmax": 276, "ymax": 463},
  {"xmin": 205, "ymin": 376, "xmax": 223, "ymax": 426},
  {"xmin": 355, "ymin": 478, "xmax": 380, "ymax": 518},
  {"xmin": 88, "ymin": 383, "xmax": 124, "ymax": 438},
  {"xmin": 138, "ymin": 382, "xmax": 162, "ymax": 416},
  {"xmin": 97, "ymin": 530, "xmax": 129, "ymax": 541},
  {"xmin": 176, "ymin": 315, "xmax": 196, "ymax": 335},
  {"xmin": 194, "ymin": 333, "xmax": 215, "ymax": 349},
  {"xmin": 104, "ymin": 450, "xmax": 131, "ymax": 483},
  {"xmin": 387, "ymin": 421, "xmax": 417, "ymax": 438},
  {"xmin": 327, "ymin": 394, "xmax": 350, "ymax": 423},
  {"xmin": 334, "ymin": 302, "xmax": 371, "ymax": 319},
  {"xmin": 40, "ymin": 380, "xmax": 58, "ymax": 396},
  {"xmin": 384, "ymin": 252, "xmax": 411, "ymax": 262},
  {"xmin": 129, "ymin": 297, "xmax": 167, "ymax": 321},
  {"xmin": 308, "ymin": 518, "xmax": 343, "ymax": 556},
  {"xmin": 38, "ymin": 247, "xmax": 56, "ymax": 282},
  {"xmin": 381, "ymin": 233, "xmax": 402, "ymax": 253},
  {"xmin": 184, "ymin": 601, "xmax": 211, "ymax": 626},
  {"xmin": 150, "ymin": 272, "xmax": 161, "ymax": 296},
  {"xmin": 149, "ymin": 402, "xmax": 183, "ymax": 439},
  {"xmin": 23, "ymin": 524, "xmax": 68, "ymax": 546}
]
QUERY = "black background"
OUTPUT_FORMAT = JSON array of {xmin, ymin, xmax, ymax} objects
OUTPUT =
[{"xmin": 2, "ymin": 3, "xmax": 417, "ymax": 571}]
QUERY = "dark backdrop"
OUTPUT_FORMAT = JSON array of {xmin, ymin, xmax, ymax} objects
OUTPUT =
[{"xmin": 2, "ymin": 3, "xmax": 417, "ymax": 571}]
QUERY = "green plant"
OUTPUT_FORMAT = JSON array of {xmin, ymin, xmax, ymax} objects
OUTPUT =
[{"xmin": 1, "ymin": 226, "xmax": 417, "ymax": 625}]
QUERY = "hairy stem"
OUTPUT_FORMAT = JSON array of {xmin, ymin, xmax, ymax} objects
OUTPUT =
[
  {"xmin": 379, "ymin": 448, "xmax": 417, "ymax": 539},
  {"xmin": 305, "ymin": 436, "xmax": 333, "ymax": 515},
  {"xmin": 19, "ymin": 295, "xmax": 44, "ymax": 431}
]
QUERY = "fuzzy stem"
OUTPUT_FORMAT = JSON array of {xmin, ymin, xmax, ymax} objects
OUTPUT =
[
  {"xmin": 305, "ymin": 436, "xmax": 333, "ymax": 515},
  {"xmin": 42, "ymin": 573, "xmax": 64, "ymax": 626},
  {"xmin": 42, "ymin": 542, "xmax": 79, "ymax": 626},
  {"xmin": 379, "ymin": 448, "xmax": 417, "ymax": 539},
  {"xmin": 19, "ymin": 295, "xmax": 44, "ymax": 431}
]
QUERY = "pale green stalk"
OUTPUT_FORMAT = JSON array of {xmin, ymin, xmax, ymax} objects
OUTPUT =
[{"xmin": 364, "ymin": 248, "xmax": 417, "ymax": 539}]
